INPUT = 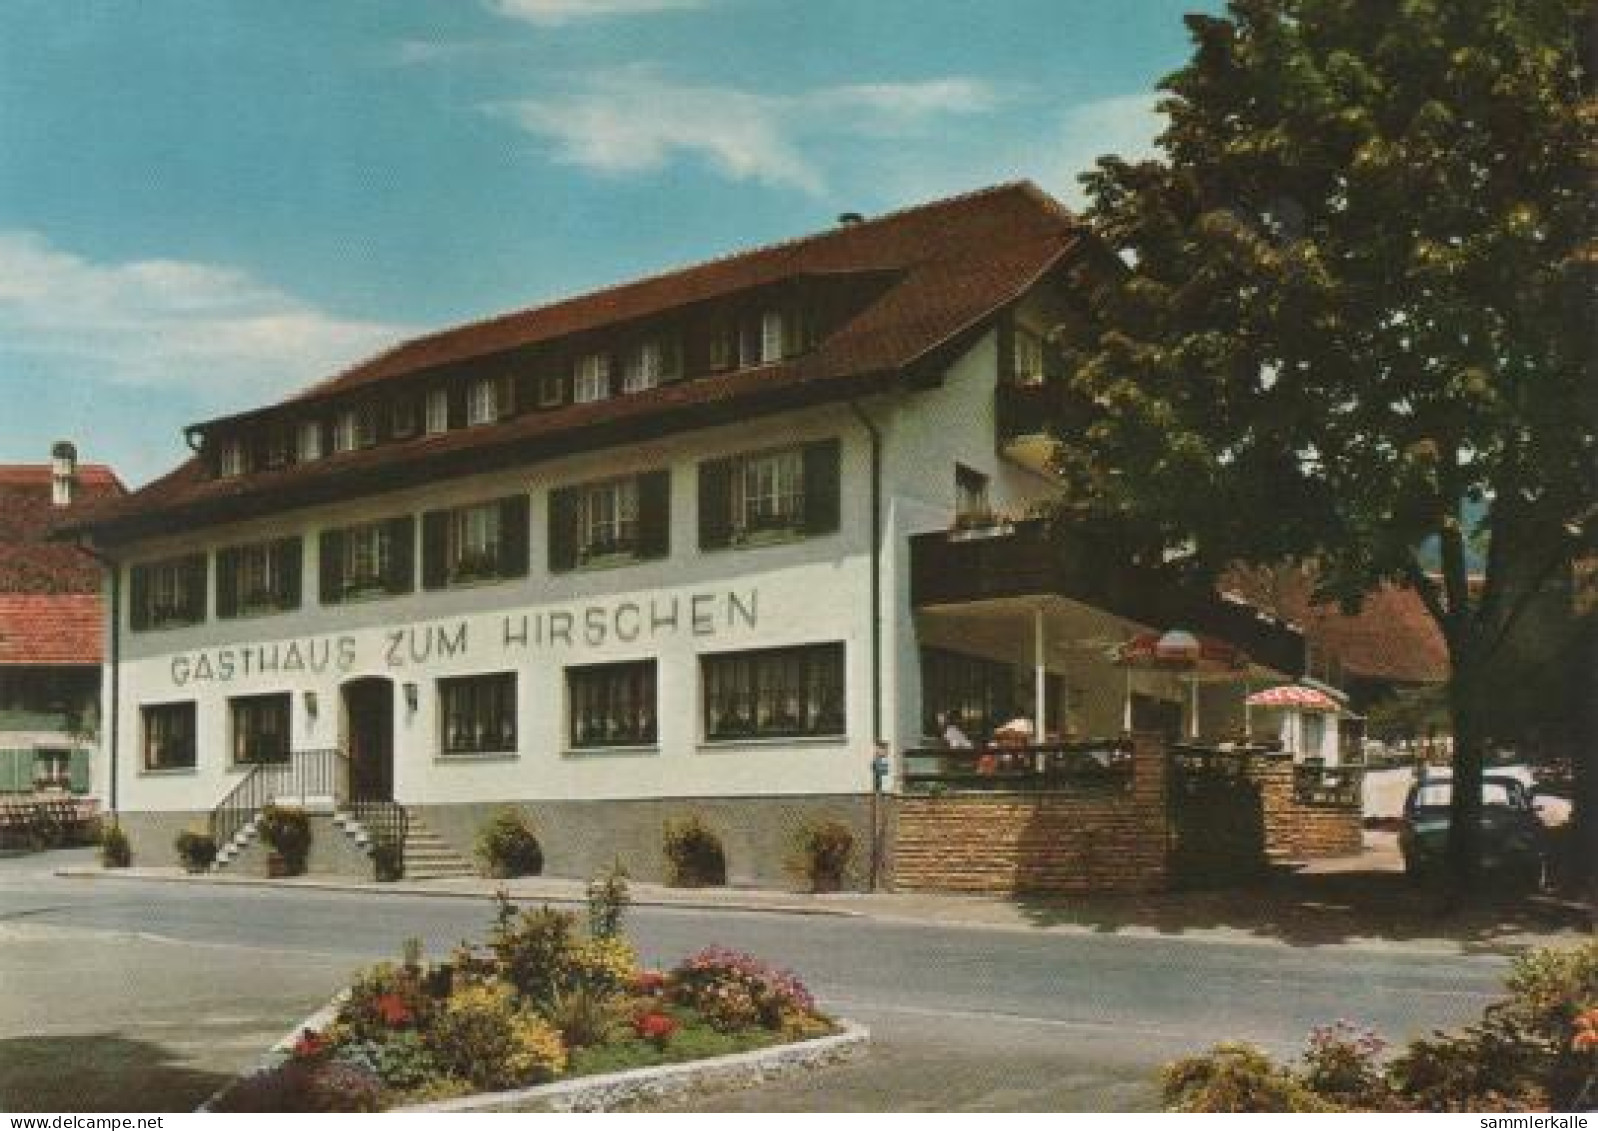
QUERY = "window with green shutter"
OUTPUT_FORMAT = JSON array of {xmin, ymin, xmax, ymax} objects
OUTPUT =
[
  {"xmin": 421, "ymin": 497, "xmax": 528, "ymax": 588},
  {"xmin": 130, "ymin": 554, "xmax": 208, "ymax": 631},
  {"xmin": 217, "ymin": 538, "xmax": 301, "ymax": 618},
  {"xmin": 320, "ymin": 516, "xmax": 414, "ymax": 603},
  {"xmin": 551, "ymin": 471, "xmax": 670, "ymax": 571},
  {"xmin": 700, "ymin": 439, "xmax": 841, "ymax": 549}
]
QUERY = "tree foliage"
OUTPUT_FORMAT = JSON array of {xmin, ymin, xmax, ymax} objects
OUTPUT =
[{"xmin": 1056, "ymin": 0, "xmax": 1596, "ymax": 886}]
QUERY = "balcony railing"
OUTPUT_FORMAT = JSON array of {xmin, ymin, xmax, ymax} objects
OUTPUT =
[{"xmin": 901, "ymin": 738, "xmax": 1135, "ymax": 795}]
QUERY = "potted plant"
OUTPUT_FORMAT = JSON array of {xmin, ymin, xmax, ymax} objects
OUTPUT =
[
  {"xmin": 174, "ymin": 828, "xmax": 217, "ymax": 873},
  {"xmin": 257, "ymin": 803, "xmax": 311, "ymax": 877},
  {"xmin": 789, "ymin": 820, "xmax": 854, "ymax": 893}
]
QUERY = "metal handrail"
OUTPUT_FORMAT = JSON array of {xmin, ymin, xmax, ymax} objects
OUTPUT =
[{"xmin": 210, "ymin": 748, "xmax": 348, "ymax": 849}]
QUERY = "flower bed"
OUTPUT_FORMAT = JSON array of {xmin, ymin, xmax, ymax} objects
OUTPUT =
[{"xmin": 210, "ymin": 886, "xmax": 841, "ymax": 1112}]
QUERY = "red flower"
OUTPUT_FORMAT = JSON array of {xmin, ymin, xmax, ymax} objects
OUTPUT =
[
  {"xmin": 373, "ymin": 992, "xmax": 414, "ymax": 1028},
  {"xmin": 290, "ymin": 1028, "xmax": 328, "ymax": 1060},
  {"xmin": 633, "ymin": 1011, "xmax": 678, "ymax": 1048},
  {"xmin": 1574, "ymin": 1007, "xmax": 1598, "ymax": 1054}
]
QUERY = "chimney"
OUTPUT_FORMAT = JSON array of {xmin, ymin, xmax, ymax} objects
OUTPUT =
[
  {"xmin": 837, "ymin": 212, "xmax": 864, "ymax": 225},
  {"xmin": 50, "ymin": 440, "xmax": 77, "ymax": 508}
]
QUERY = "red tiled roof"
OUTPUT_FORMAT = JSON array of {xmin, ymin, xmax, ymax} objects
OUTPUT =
[
  {"xmin": 0, "ymin": 593, "xmax": 103, "ymax": 666},
  {"xmin": 68, "ymin": 182, "xmax": 1084, "ymax": 541},
  {"xmin": 1222, "ymin": 566, "xmax": 1449, "ymax": 685},
  {"xmin": 0, "ymin": 465, "xmax": 125, "ymax": 596}
]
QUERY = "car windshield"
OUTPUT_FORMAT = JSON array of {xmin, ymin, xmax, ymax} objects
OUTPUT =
[{"xmin": 1412, "ymin": 781, "xmax": 1516, "ymax": 810}]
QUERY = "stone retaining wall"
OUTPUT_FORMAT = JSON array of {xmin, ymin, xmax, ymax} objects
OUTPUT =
[
  {"xmin": 889, "ymin": 735, "xmax": 1168, "ymax": 895},
  {"xmin": 1253, "ymin": 756, "xmax": 1365, "ymax": 859}
]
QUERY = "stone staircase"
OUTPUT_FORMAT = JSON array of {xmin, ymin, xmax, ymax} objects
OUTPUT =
[{"xmin": 401, "ymin": 813, "xmax": 476, "ymax": 880}]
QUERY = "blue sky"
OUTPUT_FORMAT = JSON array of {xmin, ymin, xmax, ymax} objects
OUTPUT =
[{"xmin": 0, "ymin": 0, "xmax": 1210, "ymax": 486}]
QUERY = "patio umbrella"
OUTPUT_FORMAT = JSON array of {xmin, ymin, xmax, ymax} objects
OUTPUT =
[
  {"xmin": 1245, "ymin": 685, "xmax": 1341, "ymax": 712},
  {"xmin": 1113, "ymin": 629, "xmax": 1251, "ymax": 737}
]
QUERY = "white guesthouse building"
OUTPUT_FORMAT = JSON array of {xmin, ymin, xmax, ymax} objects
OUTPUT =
[{"xmin": 68, "ymin": 184, "xmax": 1302, "ymax": 885}]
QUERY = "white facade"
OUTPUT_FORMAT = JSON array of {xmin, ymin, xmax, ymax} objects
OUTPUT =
[{"xmin": 106, "ymin": 329, "xmax": 1080, "ymax": 818}]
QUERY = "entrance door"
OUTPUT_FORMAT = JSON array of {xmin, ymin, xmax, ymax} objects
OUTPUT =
[{"xmin": 343, "ymin": 678, "xmax": 394, "ymax": 801}]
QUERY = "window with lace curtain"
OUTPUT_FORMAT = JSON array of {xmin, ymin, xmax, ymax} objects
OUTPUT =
[
  {"xmin": 702, "ymin": 643, "xmax": 845, "ymax": 741},
  {"xmin": 440, "ymin": 673, "xmax": 517, "ymax": 755},
  {"xmin": 568, "ymin": 661, "xmax": 657, "ymax": 748}
]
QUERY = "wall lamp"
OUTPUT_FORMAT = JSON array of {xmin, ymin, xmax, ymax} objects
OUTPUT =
[{"xmin": 303, "ymin": 690, "xmax": 318, "ymax": 718}]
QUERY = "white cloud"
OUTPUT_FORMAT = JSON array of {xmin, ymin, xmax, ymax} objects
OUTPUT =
[
  {"xmin": 0, "ymin": 231, "xmax": 411, "ymax": 413},
  {"xmin": 488, "ymin": 0, "xmax": 710, "ymax": 26},
  {"xmin": 1041, "ymin": 92, "xmax": 1165, "ymax": 205},
  {"xmin": 489, "ymin": 69, "xmax": 1006, "ymax": 195}
]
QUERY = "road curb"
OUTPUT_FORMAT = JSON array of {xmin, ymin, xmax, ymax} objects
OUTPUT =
[{"xmin": 52, "ymin": 867, "xmax": 862, "ymax": 918}]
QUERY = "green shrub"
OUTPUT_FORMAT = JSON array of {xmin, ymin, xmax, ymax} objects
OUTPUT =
[
  {"xmin": 488, "ymin": 894, "xmax": 579, "ymax": 1009},
  {"xmin": 568, "ymin": 936, "xmax": 638, "ymax": 997},
  {"xmin": 257, "ymin": 804, "xmax": 311, "ymax": 874},
  {"xmin": 173, "ymin": 829, "xmax": 216, "ymax": 873},
  {"xmin": 545, "ymin": 985, "xmax": 626, "ymax": 1050},
  {"xmin": 371, "ymin": 841, "xmax": 403, "ymax": 882},
  {"xmin": 1300, "ymin": 1021, "xmax": 1391, "ymax": 1108},
  {"xmin": 99, "ymin": 823, "xmax": 131, "ymax": 868},
  {"xmin": 1161, "ymin": 1043, "xmax": 1335, "ymax": 1113},
  {"xmin": 586, "ymin": 859, "xmax": 631, "ymax": 939},
  {"xmin": 423, "ymin": 981, "xmax": 567, "ymax": 1090},
  {"xmin": 475, "ymin": 809, "xmax": 543, "ymax": 878},
  {"xmin": 662, "ymin": 816, "xmax": 726, "ymax": 887},
  {"xmin": 789, "ymin": 820, "xmax": 854, "ymax": 892},
  {"xmin": 372, "ymin": 1031, "xmax": 443, "ymax": 1092}
]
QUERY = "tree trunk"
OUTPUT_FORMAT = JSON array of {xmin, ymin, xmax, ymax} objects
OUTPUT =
[{"xmin": 1443, "ymin": 658, "xmax": 1486, "ymax": 901}]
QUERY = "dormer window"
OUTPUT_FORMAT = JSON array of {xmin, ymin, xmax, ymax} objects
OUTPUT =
[
  {"xmin": 622, "ymin": 337, "xmax": 681, "ymax": 393},
  {"xmin": 263, "ymin": 427, "xmax": 292, "ymax": 469},
  {"xmin": 537, "ymin": 374, "xmax": 566, "ymax": 408},
  {"xmin": 574, "ymin": 353, "xmax": 611, "ymax": 404},
  {"xmin": 391, "ymin": 397, "xmax": 418, "ymax": 439},
  {"xmin": 297, "ymin": 420, "xmax": 324, "ymax": 462},
  {"xmin": 467, "ymin": 378, "xmax": 499, "ymax": 426},
  {"xmin": 425, "ymin": 388, "xmax": 449, "ymax": 434},
  {"xmin": 760, "ymin": 310, "xmax": 784, "ymax": 364},
  {"xmin": 334, "ymin": 406, "xmax": 376, "ymax": 453},
  {"xmin": 708, "ymin": 323, "xmax": 736, "ymax": 372},
  {"xmin": 218, "ymin": 439, "xmax": 246, "ymax": 478}
]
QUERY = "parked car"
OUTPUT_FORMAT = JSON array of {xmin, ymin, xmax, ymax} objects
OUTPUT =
[{"xmin": 1399, "ymin": 774, "xmax": 1545, "ymax": 887}]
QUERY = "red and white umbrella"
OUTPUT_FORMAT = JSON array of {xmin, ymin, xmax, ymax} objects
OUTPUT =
[{"xmin": 1245, "ymin": 684, "xmax": 1341, "ymax": 713}]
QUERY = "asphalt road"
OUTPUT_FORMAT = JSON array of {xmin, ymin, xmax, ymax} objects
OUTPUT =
[{"xmin": 0, "ymin": 850, "xmax": 1516, "ymax": 1112}]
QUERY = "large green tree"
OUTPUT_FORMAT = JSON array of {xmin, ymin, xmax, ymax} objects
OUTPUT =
[{"xmin": 1054, "ymin": 0, "xmax": 1595, "ymax": 893}]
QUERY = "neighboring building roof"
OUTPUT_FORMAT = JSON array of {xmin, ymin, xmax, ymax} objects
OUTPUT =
[
  {"xmin": 0, "ymin": 593, "xmax": 103, "ymax": 666},
  {"xmin": 1222, "ymin": 566, "xmax": 1449, "ymax": 686},
  {"xmin": 0, "ymin": 464, "xmax": 125, "ymax": 595},
  {"xmin": 66, "ymin": 182, "xmax": 1085, "ymax": 543},
  {"xmin": 0, "ymin": 463, "xmax": 123, "ymax": 668}
]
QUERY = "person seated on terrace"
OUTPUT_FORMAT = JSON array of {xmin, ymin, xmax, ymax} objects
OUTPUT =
[{"xmin": 939, "ymin": 711, "xmax": 973, "ymax": 749}]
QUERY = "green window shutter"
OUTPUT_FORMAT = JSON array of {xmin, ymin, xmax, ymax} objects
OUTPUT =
[
  {"xmin": 446, "ymin": 385, "xmax": 467, "ymax": 430},
  {"xmin": 129, "ymin": 565, "xmax": 150, "ymax": 631},
  {"xmin": 68, "ymin": 748, "xmax": 91, "ymax": 794},
  {"xmin": 216, "ymin": 548, "xmax": 239, "ymax": 619},
  {"xmin": 781, "ymin": 306, "xmax": 804, "ymax": 357},
  {"xmin": 802, "ymin": 438, "xmax": 842, "ymax": 535},
  {"xmin": 421, "ymin": 511, "xmax": 448, "ymax": 590},
  {"xmin": 496, "ymin": 374, "xmax": 516, "ymax": 420},
  {"xmin": 499, "ymin": 495, "xmax": 530, "ymax": 578},
  {"xmin": 184, "ymin": 554, "xmax": 209, "ymax": 622},
  {"xmin": 386, "ymin": 516, "xmax": 415, "ymax": 594},
  {"xmin": 319, "ymin": 529, "xmax": 346, "ymax": 605},
  {"xmin": 660, "ymin": 336, "xmax": 684, "ymax": 382},
  {"xmin": 637, "ymin": 470, "xmax": 671, "ymax": 560},
  {"xmin": 0, "ymin": 750, "xmax": 25, "ymax": 793},
  {"xmin": 276, "ymin": 538, "xmax": 302, "ymax": 609},
  {"xmin": 548, "ymin": 487, "xmax": 580, "ymax": 573},
  {"xmin": 698, "ymin": 458, "xmax": 734, "ymax": 550}
]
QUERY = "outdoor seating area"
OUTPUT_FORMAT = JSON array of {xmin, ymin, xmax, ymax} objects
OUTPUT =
[{"xmin": 0, "ymin": 796, "xmax": 99, "ymax": 850}]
